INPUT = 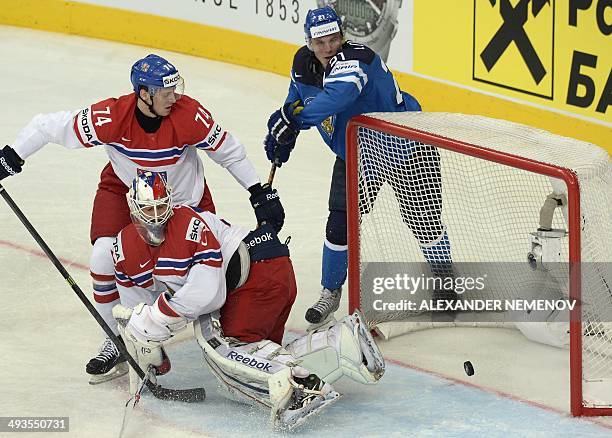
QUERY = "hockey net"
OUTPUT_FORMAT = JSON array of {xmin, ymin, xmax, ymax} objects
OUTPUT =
[{"xmin": 345, "ymin": 112, "xmax": 612, "ymax": 416}]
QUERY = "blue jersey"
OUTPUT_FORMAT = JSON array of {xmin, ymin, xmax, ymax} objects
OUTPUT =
[{"xmin": 286, "ymin": 41, "xmax": 421, "ymax": 160}]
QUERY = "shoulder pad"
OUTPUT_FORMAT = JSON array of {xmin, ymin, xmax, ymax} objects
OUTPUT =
[
  {"xmin": 91, "ymin": 96, "xmax": 120, "ymax": 111},
  {"xmin": 325, "ymin": 41, "xmax": 376, "ymax": 76},
  {"xmin": 77, "ymin": 95, "xmax": 133, "ymax": 146},
  {"xmin": 341, "ymin": 41, "xmax": 376, "ymax": 63},
  {"xmin": 169, "ymin": 96, "xmax": 225, "ymax": 147},
  {"xmin": 292, "ymin": 46, "xmax": 324, "ymax": 87},
  {"xmin": 75, "ymin": 97, "xmax": 118, "ymax": 146},
  {"xmin": 171, "ymin": 95, "xmax": 212, "ymax": 123},
  {"xmin": 112, "ymin": 225, "xmax": 148, "ymax": 266},
  {"xmin": 167, "ymin": 207, "xmax": 206, "ymax": 244}
]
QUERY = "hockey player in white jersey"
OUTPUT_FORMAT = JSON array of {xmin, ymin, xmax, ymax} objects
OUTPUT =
[
  {"xmin": 111, "ymin": 172, "xmax": 385, "ymax": 429},
  {"xmin": 0, "ymin": 54, "xmax": 285, "ymax": 383}
]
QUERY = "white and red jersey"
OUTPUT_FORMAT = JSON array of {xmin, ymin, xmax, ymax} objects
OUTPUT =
[
  {"xmin": 112, "ymin": 206, "xmax": 249, "ymax": 320},
  {"xmin": 12, "ymin": 94, "xmax": 259, "ymax": 205}
]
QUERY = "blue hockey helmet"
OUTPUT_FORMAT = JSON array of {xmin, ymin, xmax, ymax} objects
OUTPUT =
[
  {"xmin": 304, "ymin": 6, "xmax": 343, "ymax": 48},
  {"xmin": 130, "ymin": 54, "xmax": 184, "ymax": 98}
]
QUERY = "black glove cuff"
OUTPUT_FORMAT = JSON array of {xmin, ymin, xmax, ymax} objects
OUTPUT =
[
  {"xmin": 3, "ymin": 145, "xmax": 24, "ymax": 167},
  {"xmin": 247, "ymin": 183, "xmax": 264, "ymax": 196},
  {"xmin": 243, "ymin": 224, "xmax": 290, "ymax": 262},
  {"xmin": 0, "ymin": 146, "xmax": 24, "ymax": 178}
]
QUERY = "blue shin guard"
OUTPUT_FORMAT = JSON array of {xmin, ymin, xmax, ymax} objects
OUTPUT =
[{"xmin": 321, "ymin": 239, "xmax": 348, "ymax": 291}]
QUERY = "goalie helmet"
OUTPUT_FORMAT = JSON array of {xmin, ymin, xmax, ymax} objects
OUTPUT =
[
  {"xmin": 127, "ymin": 171, "xmax": 173, "ymax": 246},
  {"xmin": 130, "ymin": 54, "xmax": 184, "ymax": 98},
  {"xmin": 304, "ymin": 6, "xmax": 343, "ymax": 49}
]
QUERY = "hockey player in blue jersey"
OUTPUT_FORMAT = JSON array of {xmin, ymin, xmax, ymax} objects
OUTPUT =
[{"xmin": 265, "ymin": 6, "xmax": 453, "ymax": 324}]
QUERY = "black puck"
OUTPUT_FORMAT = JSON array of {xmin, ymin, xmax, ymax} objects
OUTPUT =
[{"xmin": 464, "ymin": 361, "xmax": 474, "ymax": 376}]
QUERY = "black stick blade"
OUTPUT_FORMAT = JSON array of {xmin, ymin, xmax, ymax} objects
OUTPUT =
[{"xmin": 148, "ymin": 383, "xmax": 206, "ymax": 403}]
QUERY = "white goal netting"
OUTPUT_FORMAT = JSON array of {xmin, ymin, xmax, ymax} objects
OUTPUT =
[{"xmin": 349, "ymin": 112, "xmax": 612, "ymax": 413}]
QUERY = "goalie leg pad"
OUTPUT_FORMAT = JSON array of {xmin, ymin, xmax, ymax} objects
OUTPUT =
[
  {"xmin": 286, "ymin": 309, "xmax": 385, "ymax": 384},
  {"xmin": 194, "ymin": 315, "xmax": 293, "ymax": 406},
  {"xmin": 194, "ymin": 315, "xmax": 340, "ymax": 429}
]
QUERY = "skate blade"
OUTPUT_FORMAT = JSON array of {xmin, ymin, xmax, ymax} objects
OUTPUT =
[
  {"xmin": 281, "ymin": 391, "xmax": 342, "ymax": 431},
  {"xmin": 306, "ymin": 315, "xmax": 338, "ymax": 333},
  {"xmin": 88, "ymin": 361, "xmax": 129, "ymax": 385}
]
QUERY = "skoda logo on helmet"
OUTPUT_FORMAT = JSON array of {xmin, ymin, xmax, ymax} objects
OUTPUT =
[{"xmin": 162, "ymin": 72, "xmax": 180, "ymax": 87}]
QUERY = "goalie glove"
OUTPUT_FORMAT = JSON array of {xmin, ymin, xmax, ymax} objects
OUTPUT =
[
  {"xmin": 0, "ymin": 145, "xmax": 24, "ymax": 180},
  {"xmin": 267, "ymin": 100, "xmax": 304, "ymax": 146},
  {"xmin": 118, "ymin": 293, "xmax": 188, "ymax": 344},
  {"xmin": 113, "ymin": 299, "xmax": 180, "ymax": 393}
]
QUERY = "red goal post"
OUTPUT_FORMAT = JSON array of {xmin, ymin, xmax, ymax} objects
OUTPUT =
[{"xmin": 345, "ymin": 112, "xmax": 612, "ymax": 416}]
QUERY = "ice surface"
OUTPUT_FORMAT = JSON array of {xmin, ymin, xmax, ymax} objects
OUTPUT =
[{"xmin": 0, "ymin": 25, "xmax": 610, "ymax": 437}]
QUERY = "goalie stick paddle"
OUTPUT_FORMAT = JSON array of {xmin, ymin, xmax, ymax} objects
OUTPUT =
[{"xmin": 0, "ymin": 183, "xmax": 205, "ymax": 403}]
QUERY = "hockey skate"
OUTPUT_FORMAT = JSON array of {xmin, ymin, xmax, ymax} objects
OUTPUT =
[
  {"xmin": 86, "ymin": 337, "xmax": 128, "ymax": 384},
  {"xmin": 305, "ymin": 287, "xmax": 341, "ymax": 325},
  {"xmin": 276, "ymin": 374, "xmax": 341, "ymax": 431}
]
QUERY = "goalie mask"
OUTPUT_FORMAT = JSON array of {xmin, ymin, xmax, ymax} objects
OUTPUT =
[{"xmin": 127, "ymin": 171, "xmax": 173, "ymax": 246}]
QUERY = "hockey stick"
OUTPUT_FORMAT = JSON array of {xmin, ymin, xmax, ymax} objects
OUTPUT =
[
  {"xmin": 267, "ymin": 161, "xmax": 278, "ymax": 186},
  {"xmin": 0, "ymin": 182, "xmax": 205, "ymax": 403}
]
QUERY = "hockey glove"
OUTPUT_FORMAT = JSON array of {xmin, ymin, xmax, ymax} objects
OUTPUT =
[
  {"xmin": 0, "ymin": 145, "xmax": 24, "ymax": 180},
  {"xmin": 267, "ymin": 100, "xmax": 304, "ymax": 146},
  {"xmin": 249, "ymin": 183, "xmax": 285, "ymax": 233},
  {"xmin": 113, "ymin": 302, "xmax": 175, "ymax": 393},
  {"xmin": 264, "ymin": 134, "xmax": 295, "ymax": 167}
]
